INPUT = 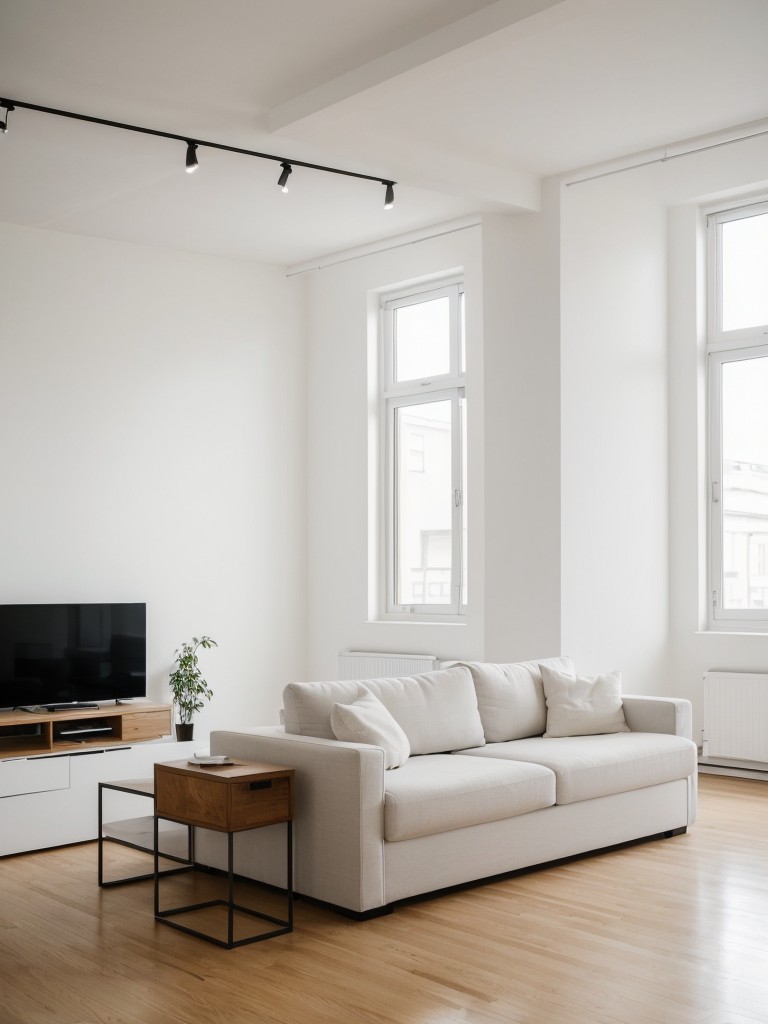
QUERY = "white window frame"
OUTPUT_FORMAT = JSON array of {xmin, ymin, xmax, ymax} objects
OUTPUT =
[
  {"xmin": 381, "ymin": 279, "xmax": 466, "ymax": 620},
  {"xmin": 707, "ymin": 200, "xmax": 768, "ymax": 630}
]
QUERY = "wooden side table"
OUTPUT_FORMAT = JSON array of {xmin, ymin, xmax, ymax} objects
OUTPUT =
[{"xmin": 153, "ymin": 759, "xmax": 294, "ymax": 948}]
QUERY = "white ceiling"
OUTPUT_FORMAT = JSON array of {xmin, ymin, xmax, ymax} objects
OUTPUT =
[{"xmin": 1, "ymin": 0, "xmax": 767, "ymax": 266}]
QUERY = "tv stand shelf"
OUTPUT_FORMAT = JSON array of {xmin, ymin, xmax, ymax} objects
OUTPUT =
[{"xmin": 0, "ymin": 703, "xmax": 172, "ymax": 758}]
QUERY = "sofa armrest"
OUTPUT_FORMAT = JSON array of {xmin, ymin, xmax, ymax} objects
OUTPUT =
[
  {"xmin": 622, "ymin": 695, "xmax": 692, "ymax": 740},
  {"xmin": 209, "ymin": 727, "xmax": 388, "ymax": 914}
]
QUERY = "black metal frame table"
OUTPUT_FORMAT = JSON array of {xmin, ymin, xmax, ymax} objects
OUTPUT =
[
  {"xmin": 98, "ymin": 777, "xmax": 193, "ymax": 887},
  {"xmin": 153, "ymin": 759, "xmax": 294, "ymax": 949}
]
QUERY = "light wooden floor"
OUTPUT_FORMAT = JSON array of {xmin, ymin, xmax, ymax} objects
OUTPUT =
[{"xmin": 0, "ymin": 774, "xmax": 766, "ymax": 1024}]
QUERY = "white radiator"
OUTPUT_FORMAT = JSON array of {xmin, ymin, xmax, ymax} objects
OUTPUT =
[
  {"xmin": 702, "ymin": 671, "xmax": 768, "ymax": 763},
  {"xmin": 338, "ymin": 651, "xmax": 439, "ymax": 680}
]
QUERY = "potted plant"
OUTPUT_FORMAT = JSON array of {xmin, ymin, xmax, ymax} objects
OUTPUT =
[{"xmin": 169, "ymin": 635, "xmax": 217, "ymax": 740}]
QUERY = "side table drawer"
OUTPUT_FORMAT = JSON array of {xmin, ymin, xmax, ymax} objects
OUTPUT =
[
  {"xmin": 156, "ymin": 772, "xmax": 225, "ymax": 829},
  {"xmin": 155, "ymin": 768, "xmax": 293, "ymax": 831},
  {"xmin": 230, "ymin": 777, "xmax": 292, "ymax": 830}
]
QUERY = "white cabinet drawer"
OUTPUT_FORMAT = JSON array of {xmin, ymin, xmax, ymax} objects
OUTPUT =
[
  {"xmin": 67, "ymin": 746, "xmax": 137, "ymax": 787},
  {"xmin": 0, "ymin": 787, "xmax": 91, "ymax": 855},
  {"xmin": 67, "ymin": 740, "xmax": 198, "ymax": 787},
  {"xmin": 0, "ymin": 754, "xmax": 70, "ymax": 797},
  {"xmin": 0, "ymin": 740, "xmax": 200, "ymax": 855}
]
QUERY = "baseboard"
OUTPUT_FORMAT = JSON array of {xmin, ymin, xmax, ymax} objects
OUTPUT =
[{"xmin": 698, "ymin": 760, "xmax": 768, "ymax": 782}]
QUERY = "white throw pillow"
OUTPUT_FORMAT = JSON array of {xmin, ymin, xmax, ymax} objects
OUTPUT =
[
  {"xmin": 330, "ymin": 691, "xmax": 411, "ymax": 769},
  {"xmin": 540, "ymin": 665, "xmax": 630, "ymax": 738}
]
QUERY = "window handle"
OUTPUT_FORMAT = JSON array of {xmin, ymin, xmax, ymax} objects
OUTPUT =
[
  {"xmin": 712, "ymin": 480, "xmax": 720, "ymax": 504},
  {"xmin": 454, "ymin": 488, "xmax": 462, "ymax": 507}
]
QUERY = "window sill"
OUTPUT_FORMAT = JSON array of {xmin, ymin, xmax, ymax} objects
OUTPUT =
[
  {"xmin": 367, "ymin": 619, "xmax": 466, "ymax": 627},
  {"xmin": 696, "ymin": 630, "xmax": 768, "ymax": 637}
]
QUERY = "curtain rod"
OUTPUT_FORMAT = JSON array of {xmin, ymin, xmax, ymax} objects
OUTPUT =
[{"xmin": 565, "ymin": 124, "xmax": 768, "ymax": 188}]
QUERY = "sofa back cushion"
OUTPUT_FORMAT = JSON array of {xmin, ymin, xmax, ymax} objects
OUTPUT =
[
  {"xmin": 283, "ymin": 664, "xmax": 485, "ymax": 755},
  {"xmin": 461, "ymin": 657, "xmax": 575, "ymax": 742}
]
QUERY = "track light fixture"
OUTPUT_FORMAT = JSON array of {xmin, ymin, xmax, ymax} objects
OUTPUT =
[
  {"xmin": 0, "ymin": 96, "xmax": 397, "ymax": 210},
  {"xmin": 277, "ymin": 161, "xmax": 292, "ymax": 192},
  {"xmin": 0, "ymin": 103, "xmax": 14, "ymax": 134},
  {"xmin": 185, "ymin": 141, "xmax": 199, "ymax": 173}
]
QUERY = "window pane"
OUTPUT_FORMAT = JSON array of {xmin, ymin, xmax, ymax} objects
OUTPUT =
[
  {"xmin": 721, "ymin": 356, "xmax": 768, "ymax": 608},
  {"xmin": 395, "ymin": 400, "xmax": 453, "ymax": 605},
  {"xmin": 722, "ymin": 212, "xmax": 768, "ymax": 332},
  {"xmin": 394, "ymin": 296, "xmax": 450, "ymax": 381},
  {"xmin": 460, "ymin": 394, "xmax": 468, "ymax": 606},
  {"xmin": 460, "ymin": 289, "xmax": 466, "ymax": 375}
]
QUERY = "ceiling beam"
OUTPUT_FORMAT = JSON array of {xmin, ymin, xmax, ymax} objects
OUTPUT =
[{"xmin": 266, "ymin": 0, "xmax": 571, "ymax": 132}]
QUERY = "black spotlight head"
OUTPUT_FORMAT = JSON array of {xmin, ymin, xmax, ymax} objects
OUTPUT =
[
  {"xmin": 384, "ymin": 182, "xmax": 395, "ymax": 209},
  {"xmin": 185, "ymin": 141, "xmax": 199, "ymax": 173},
  {"xmin": 278, "ymin": 162, "xmax": 292, "ymax": 192},
  {"xmin": 0, "ymin": 103, "xmax": 14, "ymax": 134}
]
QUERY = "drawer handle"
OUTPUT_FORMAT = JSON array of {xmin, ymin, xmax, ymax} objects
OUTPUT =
[{"xmin": 249, "ymin": 780, "xmax": 272, "ymax": 791}]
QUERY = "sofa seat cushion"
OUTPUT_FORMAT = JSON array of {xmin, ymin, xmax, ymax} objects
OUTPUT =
[
  {"xmin": 461, "ymin": 657, "xmax": 575, "ymax": 742},
  {"xmin": 383, "ymin": 754, "xmax": 555, "ymax": 842},
  {"xmin": 456, "ymin": 733, "xmax": 697, "ymax": 805},
  {"xmin": 283, "ymin": 665, "xmax": 485, "ymax": 755}
]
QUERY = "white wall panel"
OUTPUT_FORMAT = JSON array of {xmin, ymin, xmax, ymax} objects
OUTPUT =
[
  {"xmin": 0, "ymin": 222, "xmax": 307, "ymax": 734},
  {"xmin": 560, "ymin": 181, "xmax": 669, "ymax": 690}
]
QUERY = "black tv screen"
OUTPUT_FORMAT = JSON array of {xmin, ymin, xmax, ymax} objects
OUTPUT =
[{"xmin": 0, "ymin": 603, "xmax": 146, "ymax": 710}]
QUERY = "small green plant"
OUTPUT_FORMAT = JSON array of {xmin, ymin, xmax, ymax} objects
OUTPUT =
[{"xmin": 169, "ymin": 636, "xmax": 217, "ymax": 724}]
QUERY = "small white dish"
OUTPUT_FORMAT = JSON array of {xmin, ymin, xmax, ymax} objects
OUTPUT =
[{"xmin": 189, "ymin": 753, "xmax": 233, "ymax": 765}]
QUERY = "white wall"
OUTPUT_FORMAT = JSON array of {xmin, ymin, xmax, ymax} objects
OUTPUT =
[
  {"xmin": 561, "ymin": 133, "xmax": 768, "ymax": 739},
  {"xmin": 12, "ymin": 132, "xmax": 767, "ymax": 742},
  {"xmin": 303, "ymin": 203, "xmax": 564, "ymax": 678},
  {"xmin": 560, "ymin": 180, "xmax": 670, "ymax": 691},
  {"xmin": 303, "ymin": 224, "xmax": 486, "ymax": 678},
  {"xmin": 481, "ymin": 192, "xmax": 561, "ymax": 661},
  {"xmin": 303, "ymin": 137, "xmax": 768, "ymax": 713},
  {"xmin": 665, "ymin": 142, "xmax": 768, "ymax": 742},
  {"xmin": 0, "ymin": 222, "xmax": 307, "ymax": 736}
]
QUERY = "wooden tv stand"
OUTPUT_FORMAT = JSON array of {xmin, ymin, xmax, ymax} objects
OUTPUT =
[{"xmin": 0, "ymin": 703, "xmax": 172, "ymax": 759}]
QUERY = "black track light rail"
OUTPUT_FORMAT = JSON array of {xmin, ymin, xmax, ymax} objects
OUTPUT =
[{"xmin": 0, "ymin": 96, "xmax": 396, "ymax": 193}]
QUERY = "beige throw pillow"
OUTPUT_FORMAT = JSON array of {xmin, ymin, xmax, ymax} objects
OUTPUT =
[
  {"xmin": 540, "ymin": 665, "xmax": 630, "ymax": 738},
  {"xmin": 330, "ymin": 690, "xmax": 411, "ymax": 769}
]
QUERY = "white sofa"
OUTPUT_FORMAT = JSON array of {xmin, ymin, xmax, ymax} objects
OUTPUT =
[{"xmin": 200, "ymin": 659, "xmax": 697, "ymax": 917}]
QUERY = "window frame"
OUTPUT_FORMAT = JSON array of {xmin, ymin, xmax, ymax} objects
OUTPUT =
[
  {"xmin": 707, "ymin": 200, "xmax": 768, "ymax": 630},
  {"xmin": 380, "ymin": 279, "xmax": 466, "ymax": 620}
]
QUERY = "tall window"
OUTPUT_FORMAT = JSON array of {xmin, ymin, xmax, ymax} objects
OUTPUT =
[
  {"xmin": 381, "ymin": 281, "xmax": 466, "ymax": 618},
  {"xmin": 708, "ymin": 201, "xmax": 768, "ymax": 628}
]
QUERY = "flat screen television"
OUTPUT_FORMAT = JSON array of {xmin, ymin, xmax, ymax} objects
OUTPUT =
[{"xmin": 0, "ymin": 602, "xmax": 147, "ymax": 710}]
